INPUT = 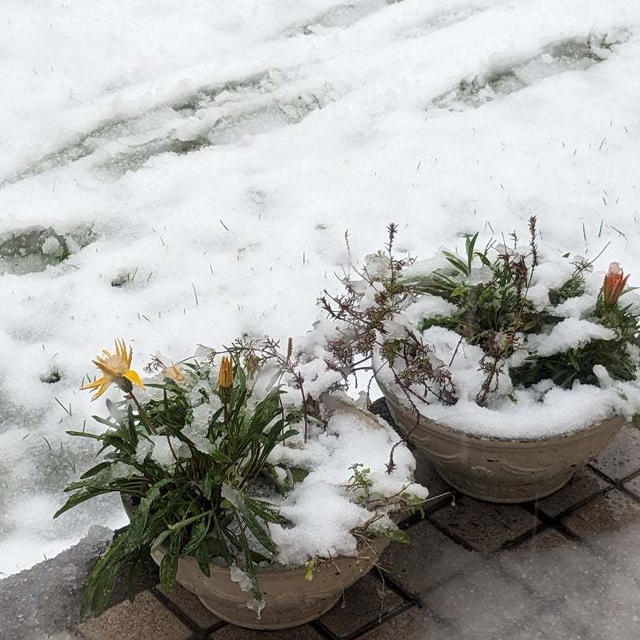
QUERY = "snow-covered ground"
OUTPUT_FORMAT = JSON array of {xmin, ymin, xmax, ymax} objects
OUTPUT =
[{"xmin": 1, "ymin": 0, "xmax": 640, "ymax": 577}]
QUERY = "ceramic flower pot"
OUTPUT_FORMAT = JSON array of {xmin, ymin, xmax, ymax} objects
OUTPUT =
[{"xmin": 375, "ymin": 371, "xmax": 625, "ymax": 503}]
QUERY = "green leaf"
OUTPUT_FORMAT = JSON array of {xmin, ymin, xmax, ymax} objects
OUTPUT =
[
  {"xmin": 159, "ymin": 551, "xmax": 178, "ymax": 592},
  {"xmin": 80, "ymin": 461, "xmax": 112, "ymax": 479},
  {"xmin": 221, "ymin": 484, "xmax": 276, "ymax": 555},
  {"xmin": 194, "ymin": 541, "xmax": 211, "ymax": 577},
  {"xmin": 209, "ymin": 449, "xmax": 233, "ymax": 464},
  {"xmin": 65, "ymin": 430, "xmax": 104, "ymax": 440}
]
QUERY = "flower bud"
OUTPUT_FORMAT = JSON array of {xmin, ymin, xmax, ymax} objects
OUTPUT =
[
  {"xmin": 602, "ymin": 262, "xmax": 629, "ymax": 307},
  {"xmin": 218, "ymin": 356, "xmax": 233, "ymax": 389}
]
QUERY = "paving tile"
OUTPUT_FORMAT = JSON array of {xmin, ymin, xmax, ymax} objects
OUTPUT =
[
  {"xmin": 426, "ymin": 564, "xmax": 535, "ymax": 640},
  {"xmin": 504, "ymin": 527, "xmax": 570, "ymax": 550},
  {"xmin": 318, "ymin": 571, "xmax": 406, "ymax": 638},
  {"xmin": 535, "ymin": 468, "xmax": 610, "ymax": 518},
  {"xmin": 498, "ymin": 530, "xmax": 607, "ymax": 603},
  {"xmin": 590, "ymin": 424, "xmax": 640, "ymax": 481},
  {"xmin": 357, "ymin": 606, "xmax": 457, "ymax": 640},
  {"xmin": 561, "ymin": 489, "xmax": 640, "ymax": 540},
  {"xmin": 562, "ymin": 570, "xmax": 640, "ymax": 640},
  {"xmin": 76, "ymin": 591, "xmax": 192, "ymax": 640},
  {"xmin": 161, "ymin": 583, "xmax": 220, "ymax": 630},
  {"xmin": 209, "ymin": 624, "xmax": 323, "ymax": 639},
  {"xmin": 380, "ymin": 519, "xmax": 479, "ymax": 594},
  {"xmin": 622, "ymin": 473, "xmax": 640, "ymax": 498},
  {"xmin": 429, "ymin": 498, "xmax": 540, "ymax": 552},
  {"xmin": 498, "ymin": 607, "xmax": 594, "ymax": 640},
  {"xmin": 593, "ymin": 529, "xmax": 640, "ymax": 588}
]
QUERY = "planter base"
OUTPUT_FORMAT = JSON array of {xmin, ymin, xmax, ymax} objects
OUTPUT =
[
  {"xmin": 195, "ymin": 591, "xmax": 342, "ymax": 630},
  {"xmin": 435, "ymin": 465, "xmax": 575, "ymax": 504},
  {"xmin": 153, "ymin": 538, "xmax": 389, "ymax": 630}
]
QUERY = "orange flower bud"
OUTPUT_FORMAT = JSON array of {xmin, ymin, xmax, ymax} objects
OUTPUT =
[
  {"xmin": 218, "ymin": 356, "xmax": 233, "ymax": 389},
  {"xmin": 602, "ymin": 262, "xmax": 630, "ymax": 307}
]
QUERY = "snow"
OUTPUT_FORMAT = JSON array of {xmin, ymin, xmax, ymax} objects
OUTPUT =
[
  {"xmin": 2, "ymin": 0, "xmax": 640, "ymax": 575},
  {"xmin": 270, "ymin": 404, "xmax": 427, "ymax": 565},
  {"xmin": 524, "ymin": 318, "xmax": 616, "ymax": 357},
  {"xmin": 378, "ymin": 351, "xmax": 640, "ymax": 441}
]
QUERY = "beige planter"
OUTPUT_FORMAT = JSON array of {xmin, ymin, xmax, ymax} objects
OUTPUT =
[
  {"xmin": 376, "ymin": 371, "xmax": 624, "ymax": 503},
  {"xmin": 151, "ymin": 539, "xmax": 388, "ymax": 630}
]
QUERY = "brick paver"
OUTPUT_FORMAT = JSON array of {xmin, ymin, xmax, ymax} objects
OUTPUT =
[
  {"xmin": 535, "ymin": 467, "xmax": 611, "ymax": 518},
  {"xmin": 317, "ymin": 571, "xmax": 407, "ymax": 638},
  {"xmin": 429, "ymin": 497, "xmax": 540, "ymax": 552},
  {"xmin": 590, "ymin": 424, "xmax": 640, "ymax": 481}
]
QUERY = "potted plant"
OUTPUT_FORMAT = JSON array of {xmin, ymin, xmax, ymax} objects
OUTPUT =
[
  {"xmin": 320, "ymin": 219, "xmax": 640, "ymax": 503},
  {"xmin": 56, "ymin": 337, "xmax": 429, "ymax": 629}
]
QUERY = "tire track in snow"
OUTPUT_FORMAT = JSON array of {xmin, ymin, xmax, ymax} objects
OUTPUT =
[
  {"xmin": 0, "ymin": 8, "xmax": 630, "ymax": 186},
  {"xmin": 431, "ymin": 32, "xmax": 630, "ymax": 112},
  {"xmin": 283, "ymin": 0, "xmax": 399, "ymax": 36},
  {"xmin": 1, "ymin": 72, "xmax": 336, "ymax": 184},
  {"xmin": 0, "ymin": 0, "xmax": 506, "ymax": 187}
]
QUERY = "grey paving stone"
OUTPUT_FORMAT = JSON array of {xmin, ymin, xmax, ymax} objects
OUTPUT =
[
  {"xmin": 498, "ymin": 530, "xmax": 607, "ymax": 604},
  {"xmin": 357, "ymin": 606, "xmax": 457, "ymax": 639},
  {"xmin": 497, "ymin": 608, "xmax": 594, "ymax": 640},
  {"xmin": 161, "ymin": 583, "xmax": 220, "ymax": 630},
  {"xmin": 590, "ymin": 424, "xmax": 640, "ymax": 481},
  {"xmin": 380, "ymin": 518, "xmax": 479, "ymax": 594},
  {"xmin": 318, "ymin": 571, "xmax": 405, "ymax": 638},
  {"xmin": 429, "ymin": 498, "xmax": 540, "ymax": 552},
  {"xmin": 561, "ymin": 489, "xmax": 640, "ymax": 541},
  {"xmin": 535, "ymin": 468, "xmax": 610, "ymax": 518},
  {"xmin": 559, "ymin": 489, "xmax": 640, "ymax": 589},
  {"xmin": 426, "ymin": 564, "xmax": 535, "ymax": 640},
  {"xmin": 209, "ymin": 625, "xmax": 323, "ymax": 639},
  {"xmin": 77, "ymin": 591, "xmax": 192, "ymax": 640},
  {"xmin": 594, "ymin": 529, "xmax": 640, "ymax": 588},
  {"xmin": 562, "ymin": 570, "xmax": 640, "ymax": 640},
  {"xmin": 622, "ymin": 473, "xmax": 640, "ymax": 498},
  {"xmin": 505, "ymin": 528, "xmax": 570, "ymax": 550}
]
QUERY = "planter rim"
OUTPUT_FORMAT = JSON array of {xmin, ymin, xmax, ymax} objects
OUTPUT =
[{"xmin": 374, "ymin": 355, "xmax": 626, "ymax": 444}]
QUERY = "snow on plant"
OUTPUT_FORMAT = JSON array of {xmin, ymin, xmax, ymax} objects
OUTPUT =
[
  {"xmin": 321, "ymin": 220, "xmax": 640, "ymax": 437},
  {"xmin": 56, "ymin": 338, "xmax": 428, "ymax": 618}
]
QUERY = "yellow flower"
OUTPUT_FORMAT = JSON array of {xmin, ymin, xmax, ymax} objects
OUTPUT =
[
  {"xmin": 218, "ymin": 356, "xmax": 233, "ymax": 389},
  {"xmin": 82, "ymin": 339, "xmax": 145, "ymax": 400},
  {"xmin": 163, "ymin": 363, "xmax": 187, "ymax": 384}
]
